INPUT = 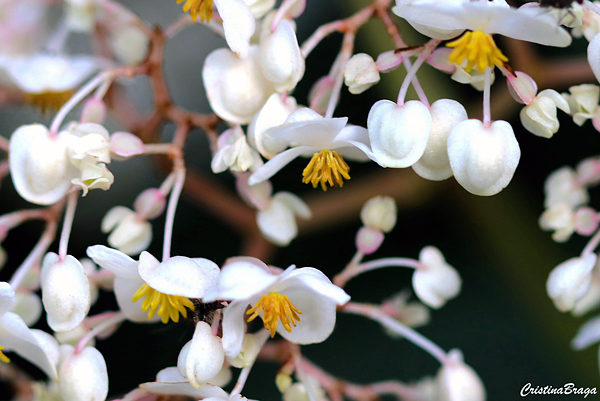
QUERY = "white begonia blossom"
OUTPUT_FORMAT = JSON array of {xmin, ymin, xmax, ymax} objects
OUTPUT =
[
  {"xmin": 86, "ymin": 245, "xmax": 220, "ymax": 323},
  {"xmin": 59, "ymin": 346, "xmax": 108, "ymax": 401},
  {"xmin": 360, "ymin": 196, "xmax": 397, "ymax": 233},
  {"xmin": 507, "ymin": 71, "xmax": 538, "ymax": 105},
  {"xmin": 589, "ymin": 33, "xmax": 600, "ymax": 85},
  {"xmin": 248, "ymin": 93, "xmax": 297, "ymax": 159},
  {"xmin": 142, "ymin": 367, "xmax": 233, "ymax": 399},
  {"xmin": 382, "ymin": 292, "xmax": 430, "ymax": 329},
  {"xmin": 393, "ymin": 0, "xmax": 571, "ymax": 46},
  {"xmin": 0, "ymin": 282, "xmax": 59, "ymax": 379},
  {"xmin": 413, "ymin": 98, "xmax": 467, "ymax": 181},
  {"xmin": 413, "ymin": 247, "xmax": 461, "ymax": 309},
  {"xmin": 9, "ymin": 124, "xmax": 78, "ymax": 205},
  {"xmin": 572, "ymin": 315, "xmax": 600, "ymax": 350},
  {"xmin": 447, "ymin": 119, "xmax": 520, "ymax": 196},
  {"xmin": 203, "ymin": 46, "xmax": 274, "ymax": 124},
  {"xmin": 72, "ymin": 162, "xmax": 114, "ymax": 196},
  {"xmin": 544, "ymin": 166, "xmax": 588, "ymax": 209},
  {"xmin": 257, "ymin": 192, "xmax": 311, "ymax": 246},
  {"xmin": 562, "ymin": 84, "xmax": 600, "ymax": 127},
  {"xmin": 101, "ymin": 206, "xmax": 152, "ymax": 256},
  {"xmin": 258, "ymin": 18, "xmax": 305, "ymax": 92},
  {"xmin": 547, "ymin": 253, "xmax": 597, "ymax": 312},
  {"xmin": 573, "ymin": 3, "xmax": 600, "ymax": 40},
  {"xmin": 206, "ymin": 257, "xmax": 350, "ymax": 359},
  {"xmin": 344, "ymin": 53, "xmax": 380, "ymax": 95},
  {"xmin": 177, "ymin": 321, "xmax": 225, "ymax": 388},
  {"xmin": 41, "ymin": 253, "xmax": 91, "ymax": 332},
  {"xmin": 211, "ymin": 126, "xmax": 263, "ymax": 174},
  {"xmin": 215, "ymin": 0, "xmax": 256, "ymax": 58},
  {"xmin": 362, "ymin": 100, "xmax": 431, "ymax": 168},
  {"xmin": 436, "ymin": 349, "xmax": 486, "ymax": 401},
  {"xmin": 520, "ymin": 89, "xmax": 570, "ymax": 138},
  {"xmin": 539, "ymin": 203, "xmax": 576, "ymax": 242},
  {"xmin": 248, "ymin": 108, "xmax": 371, "ymax": 187}
]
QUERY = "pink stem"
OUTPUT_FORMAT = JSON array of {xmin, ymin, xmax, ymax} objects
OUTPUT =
[
  {"xmin": 58, "ymin": 191, "xmax": 78, "ymax": 261},
  {"xmin": 76, "ymin": 312, "xmax": 126, "ymax": 353},
  {"xmin": 483, "ymin": 67, "xmax": 492, "ymax": 127},
  {"xmin": 230, "ymin": 330, "xmax": 269, "ymax": 396},
  {"xmin": 10, "ymin": 220, "xmax": 58, "ymax": 289},
  {"xmin": 325, "ymin": 32, "xmax": 355, "ymax": 118},
  {"xmin": 162, "ymin": 168, "xmax": 186, "ymax": 261},
  {"xmin": 270, "ymin": 0, "xmax": 298, "ymax": 32}
]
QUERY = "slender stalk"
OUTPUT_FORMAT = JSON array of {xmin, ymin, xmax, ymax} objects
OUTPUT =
[
  {"xmin": 76, "ymin": 312, "xmax": 126, "ymax": 353},
  {"xmin": 582, "ymin": 227, "xmax": 600, "ymax": 256},
  {"xmin": 162, "ymin": 168, "xmax": 186, "ymax": 261},
  {"xmin": 325, "ymin": 32, "xmax": 355, "ymax": 119},
  {"xmin": 10, "ymin": 220, "xmax": 58, "ymax": 289},
  {"xmin": 230, "ymin": 331, "xmax": 270, "ymax": 396},
  {"xmin": 397, "ymin": 41, "xmax": 439, "ymax": 105},
  {"xmin": 483, "ymin": 67, "xmax": 492, "ymax": 127},
  {"xmin": 58, "ymin": 192, "xmax": 79, "ymax": 261}
]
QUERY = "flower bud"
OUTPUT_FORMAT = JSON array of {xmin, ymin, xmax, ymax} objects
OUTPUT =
[
  {"xmin": 183, "ymin": 321, "xmax": 225, "ymax": 388},
  {"xmin": 110, "ymin": 132, "xmax": 145, "ymax": 159},
  {"xmin": 436, "ymin": 350, "xmax": 485, "ymax": 401},
  {"xmin": 544, "ymin": 167, "xmax": 588, "ymax": 209},
  {"xmin": 344, "ymin": 53, "xmax": 380, "ymax": 94},
  {"xmin": 367, "ymin": 100, "xmax": 431, "ymax": 168},
  {"xmin": 376, "ymin": 50, "xmax": 404, "ymax": 73},
  {"xmin": 80, "ymin": 98, "xmax": 107, "ymax": 124},
  {"xmin": 211, "ymin": 127, "xmax": 263, "ymax": 174},
  {"xmin": 59, "ymin": 347, "xmax": 108, "ymax": 401},
  {"xmin": 563, "ymin": 84, "xmax": 599, "ymax": 126},
  {"xmin": 101, "ymin": 206, "xmax": 152, "ymax": 256},
  {"xmin": 413, "ymin": 247, "xmax": 461, "ymax": 309},
  {"xmin": 41, "ymin": 253, "xmax": 91, "ymax": 332},
  {"xmin": 259, "ymin": 19, "xmax": 304, "ymax": 92},
  {"xmin": 547, "ymin": 253, "xmax": 597, "ymax": 312},
  {"xmin": 539, "ymin": 203, "xmax": 575, "ymax": 242},
  {"xmin": 575, "ymin": 207, "xmax": 599, "ymax": 236},
  {"xmin": 245, "ymin": 0, "xmax": 276, "ymax": 18},
  {"xmin": 360, "ymin": 196, "xmax": 397, "ymax": 233},
  {"xmin": 355, "ymin": 226, "xmax": 384, "ymax": 255},
  {"xmin": 109, "ymin": 25, "xmax": 149, "ymax": 65},
  {"xmin": 447, "ymin": 119, "xmax": 520, "ymax": 196},
  {"xmin": 577, "ymin": 157, "xmax": 600, "ymax": 187},
  {"xmin": 134, "ymin": 188, "xmax": 167, "ymax": 220},
  {"xmin": 520, "ymin": 89, "xmax": 570, "ymax": 138},
  {"xmin": 257, "ymin": 192, "xmax": 311, "ymax": 246},
  {"xmin": 506, "ymin": 71, "xmax": 537, "ymax": 105}
]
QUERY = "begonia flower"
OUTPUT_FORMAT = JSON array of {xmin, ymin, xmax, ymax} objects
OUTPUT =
[
  {"xmin": 212, "ymin": 126, "xmax": 263, "ymax": 174},
  {"xmin": 58, "ymin": 346, "xmax": 108, "ymax": 401},
  {"xmin": 344, "ymin": 53, "xmax": 380, "ymax": 95},
  {"xmin": 257, "ymin": 192, "xmax": 311, "ymax": 246},
  {"xmin": 435, "ymin": 349, "xmax": 486, "ymax": 401},
  {"xmin": 101, "ymin": 206, "xmax": 152, "ymax": 256},
  {"xmin": 413, "ymin": 247, "xmax": 461, "ymax": 309},
  {"xmin": 547, "ymin": 253, "xmax": 597, "ymax": 312}
]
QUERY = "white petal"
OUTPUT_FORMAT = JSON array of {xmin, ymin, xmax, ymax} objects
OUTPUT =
[
  {"xmin": 221, "ymin": 301, "xmax": 248, "ymax": 359},
  {"xmin": 9, "ymin": 125, "xmax": 78, "ymax": 205},
  {"xmin": 274, "ymin": 111, "xmax": 347, "ymax": 148},
  {"xmin": 368, "ymin": 100, "xmax": 431, "ymax": 168},
  {"xmin": 589, "ymin": 34, "xmax": 600, "ymax": 84},
  {"xmin": 436, "ymin": 350, "xmax": 486, "ymax": 401},
  {"xmin": 86, "ymin": 245, "xmax": 139, "ymax": 279},
  {"xmin": 59, "ymin": 347, "xmax": 108, "ymax": 401},
  {"xmin": 107, "ymin": 213, "xmax": 153, "ymax": 256},
  {"xmin": 248, "ymin": 145, "xmax": 314, "ymax": 185},
  {"xmin": 143, "ymin": 377, "xmax": 228, "ymax": 400},
  {"xmin": 413, "ymin": 247, "xmax": 461, "ymax": 309},
  {"xmin": 185, "ymin": 321, "xmax": 225, "ymax": 388},
  {"xmin": 413, "ymin": 99, "xmax": 467, "ymax": 181},
  {"xmin": 257, "ymin": 200, "xmax": 298, "ymax": 246},
  {"xmin": 11, "ymin": 292, "xmax": 42, "ymax": 326},
  {"xmin": 214, "ymin": 0, "xmax": 256, "ymax": 58},
  {"xmin": 110, "ymin": 132, "xmax": 145, "ymax": 158},
  {"xmin": 212, "ymin": 258, "xmax": 276, "ymax": 300},
  {"xmin": 138, "ymin": 256, "xmax": 219, "ymax": 298},
  {"xmin": 447, "ymin": 119, "xmax": 520, "ymax": 196},
  {"xmin": 0, "ymin": 281, "xmax": 15, "ymax": 317},
  {"xmin": 248, "ymin": 93, "xmax": 296, "ymax": 158},
  {"xmin": 572, "ymin": 315, "xmax": 600, "ymax": 349},
  {"xmin": 273, "ymin": 192, "xmax": 311, "ymax": 219},
  {"xmin": 114, "ymin": 275, "xmax": 160, "ymax": 322},
  {"xmin": 547, "ymin": 254, "xmax": 597, "ymax": 312},
  {"xmin": 283, "ymin": 268, "xmax": 350, "ymax": 305}
]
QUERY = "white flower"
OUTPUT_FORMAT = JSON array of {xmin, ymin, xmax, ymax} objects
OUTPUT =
[
  {"xmin": 344, "ymin": 53, "xmax": 380, "ymax": 94},
  {"xmin": 101, "ymin": 206, "xmax": 152, "ymax": 256},
  {"xmin": 364, "ymin": 100, "xmax": 431, "ymax": 168},
  {"xmin": 216, "ymin": 0, "xmax": 256, "ymax": 58},
  {"xmin": 572, "ymin": 315, "xmax": 600, "ymax": 350},
  {"xmin": 203, "ymin": 46, "xmax": 274, "ymax": 124},
  {"xmin": 573, "ymin": 3, "xmax": 600, "ymax": 40},
  {"xmin": 360, "ymin": 196, "xmax": 397, "ymax": 233},
  {"xmin": 134, "ymin": 188, "xmax": 167, "ymax": 220},
  {"xmin": 413, "ymin": 98, "xmax": 467, "ymax": 181},
  {"xmin": 212, "ymin": 126, "xmax": 263, "ymax": 173},
  {"xmin": 544, "ymin": 166, "xmax": 588, "ymax": 209},
  {"xmin": 447, "ymin": 119, "xmax": 520, "ymax": 196},
  {"xmin": 547, "ymin": 253, "xmax": 597, "ymax": 312},
  {"xmin": 589, "ymin": 33, "xmax": 600, "ymax": 85},
  {"xmin": 248, "ymin": 108, "xmax": 371, "ymax": 189},
  {"xmin": 72, "ymin": 162, "xmax": 114, "ymax": 196},
  {"xmin": 0, "ymin": 282, "xmax": 59, "ymax": 378},
  {"xmin": 248, "ymin": 93, "xmax": 297, "ymax": 159},
  {"xmin": 206, "ymin": 257, "xmax": 350, "ymax": 358},
  {"xmin": 563, "ymin": 84, "xmax": 600, "ymax": 127},
  {"xmin": 86, "ymin": 245, "xmax": 219, "ymax": 323},
  {"xmin": 520, "ymin": 89, "xmax": 570, "ymax": 138},
  {"xmin": 539, "ymin": 203, "xmax": 576, "ymax": 242},
  {"xmin": 9, "ymin": 124, "xmax": 78, "ymax": 205},
  {"xmin": 413, "ymin": 247, "xmax": 461, "ymax": 309},
  {"xmin": 258, "ymin": 18, "xmax": 304, "ymax": 92},
  {"xmin": 142, "ymin": 367, "xmax": 233, "ymax": 399},
  {"xmin": 41, "ymin": 253, "xmax": 91, "ymax": 332},
  {"xmin": 257, "ymin": 192, "xmax": 311, "ymax": 246},
  {"xmin": 109, "ymin": 25, "xmax": 149, "ymax": 65},
  {"xmin": 59, "ymin": 346, "xmax": 108, "ymax": 401},
  {"xmin": 177, "ymin": 321, "xmax": 225, "ymax": 388},
  {"xmin": 393, "ymin": 0, "xmax": 570, "ymax": 46},
  {"xmin": 436, "ymin": 349, "xmax": 486, "ymax": 401}
]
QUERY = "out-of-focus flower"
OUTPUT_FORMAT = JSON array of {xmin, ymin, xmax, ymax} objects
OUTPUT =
[
  {"xmin": 547, "ymin": 253, "xmax": 597, "ymax": 312},
  {"xmin": 344, "ymin": 53, "xmax": 380, "ymax": 94},
  {"xmin": 360, "ymin": 196, "xmax": 397, "ymax": 233},
  {"xmin": 436, "ymin": 349, "xmax": 486, "ymax": 401},
  {"xmin": 544, "ymin": 166, "xmax": 588, "ymax": 209},
  {"xmin": 413, "ymin": 247, "xmax": 461, "ymax": 309},
  {"xmin": 212, "ymin": 126, "xmax": 263, "ymax": 173},
  {"xmin": 101, "ymin": 206, "xmax": 152, "ymax": 256},
  {"xmin": 257, "ymin": 192, "xmax": 311, "ymax": 246},
  {"xmin": 58, "ymin": 346, "xmax": 108, "ymax": 401}
]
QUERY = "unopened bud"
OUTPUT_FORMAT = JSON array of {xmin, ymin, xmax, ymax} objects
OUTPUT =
[{"xmin": 360, "ymin": 196, "xmax": 397, "ymax": 233}]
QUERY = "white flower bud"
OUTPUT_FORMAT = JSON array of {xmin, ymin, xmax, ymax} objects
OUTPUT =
[
  {"xmin": 547, "ymin": 253, "xmax": 597, "ymax": 312},
  {"xmin": 413, "ymin": 247, "xmax": 461, "ymax": 309},
  {"xmin": 539, "ymin": 203, "xmax": 575, "ymax": 242},
  {"xmin": 520, "ymin": 89, "xmax": 570, "ymax": 138},
  {"xmin": 110, "ymin": 132, "xmax": 145, "ymax": 159},
  {"xmin": 59, "ymin": 347, "xmax": 108, "ymax": 401},
  {"xmin": 257, "ymin": 192, "xmax": 311, "ymax": 246},
  {"xmin": 575, "ymin": 207, "xmax": 599, "ymax": 236},
  {"xmin": 101, "ymin": 206, "xmax": 152, "ymax": 255},
  {"xmin": 436, "ymin": 350, "xmax": 485, "ymax": 401},
  {"xmin": 573, "ymin": 279, "xmax": 600, "ymax": 317},
  {"xmin": 258, "ymin": 19, "xmax": 304, "ymax": 92},
  {"xmin": 573, "ymin": 4, "xmax": 600, "ymax": 40},
  {"xmin": 55, "ymin": 324, "xmax": 93, "ymax": 347},
  {"xmin": 506, "ymin": 71, "xmax": 537, "ymax": 105},
  {"xmin": 80, "ymin": 98, "xmax": 107, "ymax": 124},
  {"xmin": 184, "ymin": 321, "xmax": 225, "ymax": 388},
  {"xmin": 9, "ymin": 124, "xmax": 78, "ymax": 205},
  {"xmin": 134, "ymin": 189, "xmax": 167, "ymax": 220},
  {"xmin": 447, "ymin": 119, "xmax": 520, "ymax": 196},
  {"xmin": 211, "ymin": 127, "xmax": 263, "ymax": 174},
  {"xmin": 544, "ymin": 166, "xmax": 588, "ymax": 209},
  {"xmin": 344, "ymin": 53, "xmax": 380, "ymax": 94},
  {"xmin": 577, "ymin": 157, "xmax": 600, "ymax": 187},
  {"xmin": 41, "ymin": 253, "xmax": 91, "ymax": 332},
  {"xmin": 360, "ymin": 196, "xmax": 397, "ymax": 233},
  {"xmin": 564, "ymin": 84, "xmax": 599, "ymax": 126},
  {"xmin": 376, "ymin": 50, "xmax": 404, "ymax": 73},
  {"xmin": 109, "ymin": 25, "xmax": 149, "ymax": 65},
  {"xmin": 367, "ymin": 100, "xmax": 431, "ymax": 168},
  {"xmin": 413, "ymin": 99, "xmax": 467, "ymax": 181},
  {"xmin": 355, "ymin": 226, "xmax": 384, "ymax": 255}
]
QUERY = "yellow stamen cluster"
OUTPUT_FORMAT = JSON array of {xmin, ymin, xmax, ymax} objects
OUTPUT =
[
  {"xmin": 176, "ymin": 0, "xmax": 214, "ymax": 22},
  {"xmin": 25, "ymin": 90, "xmax": 75, "ymax": 113},
  {"xmin": 302, "ymin": 149, "xmax": 350, "ymax": 191},
  {"xmin": 132, "ymin": 283, "xmax": 194, "ymax": 324},
  {"xmin": 446, "ymin": 30, "xmax": 508, "ymax": 73},
  {"xmin": 0, "ymin": 346, "xmax": 9, "ymax": 364},
  {"xmin": 246, "ymin": 292, "xmax": 302, "ymax": 338}
]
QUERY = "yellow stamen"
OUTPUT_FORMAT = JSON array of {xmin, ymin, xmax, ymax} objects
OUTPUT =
[
  {"xmin": 24, "ymin": 90, "xmax": 75, "ymax": 113},
  {"xmin": 176, "ymin": 0, "xmax": 214, "ymax": 22},
  {"xmin": 246, "ymin": 292, "xmax": 302, "ymax": 338},
  {"xmin": 302, "ymin": 149, "xmax": 350, "ymax": 191},
  {"xmin": 132, "ymin": 283, "xmax": 194, "ymax": 324},
  {"xmin": 0, "ymin": 346, "xmax": 10, "ymax": 364},
  {"xmin": 446, "ymin": 30, "xmax": 508, "ymax": 73}
]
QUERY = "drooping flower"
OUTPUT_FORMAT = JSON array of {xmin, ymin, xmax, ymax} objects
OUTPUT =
[
  {"xmin": 547, "ymin": 253, "xmax": 597, "ymax": 312},
  {"xmin": 413, "ymin": 247, "xmax": 462, "ymax": 309},
  {"xmin": 205, "ymin": 257, "xmax": 350, "ymax": 358}
]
